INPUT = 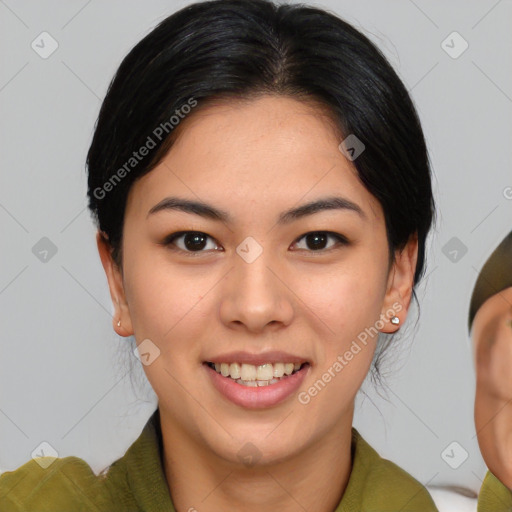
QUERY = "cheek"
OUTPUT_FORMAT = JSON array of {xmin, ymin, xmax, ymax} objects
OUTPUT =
[
  {"xmin": 307, "ymin": 261, "xmax": 387, "ymax": 337},
  {"xmin": 299, "ymin": 258, "xmax": 387, "ymax": 394},
  {"xmin": 122, "ymin": 254, "xmax": 212, "ymax": 403},
  {"xmin": 300, "ymin": 275, "xmax": 384, "ymax": 409},
  {"xmin": 122, "ymin": 244, "xmax": 211, "ymax": 351}
]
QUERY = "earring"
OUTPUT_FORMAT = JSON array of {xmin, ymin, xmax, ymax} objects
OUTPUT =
[
  {"xmin": 117, "ymin": 319, "xmax": 121, "ymax": 327},
  {"xmin": 390, "ymin": 316, "xmax": 400, "ymax": 325}
]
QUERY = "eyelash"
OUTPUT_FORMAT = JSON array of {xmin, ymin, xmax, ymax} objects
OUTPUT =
[{"xmin": 161, "ymin": 231, "xmax": 349, "ymax": 256}]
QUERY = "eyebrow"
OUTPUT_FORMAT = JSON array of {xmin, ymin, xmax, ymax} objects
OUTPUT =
[{"xmin": 147, "ymin": 195, "xmax": 367, "ymax": 224}]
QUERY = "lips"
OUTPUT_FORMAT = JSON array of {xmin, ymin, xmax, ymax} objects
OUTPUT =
[
  {"xmin": 205, "ymin": 350, "xmax": 310, "ymax": 367},
  {"xmin": 202, "ymin": 351, "xmax": 311, "ymax": 409}
]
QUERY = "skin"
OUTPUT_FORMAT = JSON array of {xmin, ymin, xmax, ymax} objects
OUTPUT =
[
  {"xmin": 97, "ymin": 95, "xmax": 418, "ymax": 512},
  {"xmin": 472, "ymin": 286, "xmax": 512, "ymax": 489}
]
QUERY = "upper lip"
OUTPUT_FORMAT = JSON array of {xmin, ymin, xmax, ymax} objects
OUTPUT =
[{"xmin": 204, "ymin": 350, "xmax": 310, "ymax": 366}]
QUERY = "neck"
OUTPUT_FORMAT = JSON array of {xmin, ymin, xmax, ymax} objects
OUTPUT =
[{"xmin": 160, "ymin": 409, "xmax": 354, "ymax": 512}]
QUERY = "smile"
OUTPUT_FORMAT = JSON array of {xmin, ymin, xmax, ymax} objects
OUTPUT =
[
  {"xmin": 203, "ymin": 360, "xmax": 311, "ymax": 409},
  {"xmin": 206, "ymin": 361, "xmax": 308, "ymax": 387}
]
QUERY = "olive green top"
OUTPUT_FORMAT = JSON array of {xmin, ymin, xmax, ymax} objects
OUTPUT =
[
  {"xmin": 0, "ymin": 408, "xmax": 438, "ymax": 511},
  {"xmin": 478, "ymin": 470, "xmax": 512, "ymax": 511}
]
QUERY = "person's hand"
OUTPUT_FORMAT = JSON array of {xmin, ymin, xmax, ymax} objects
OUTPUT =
[{"xmin": 473, "ymin": 286, "xmax": 512, "ymax": 489}]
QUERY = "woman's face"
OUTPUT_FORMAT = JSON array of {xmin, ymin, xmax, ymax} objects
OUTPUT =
[{"xmin": 99, "ymin": 95, "xmax": 417, "ymax": 465}]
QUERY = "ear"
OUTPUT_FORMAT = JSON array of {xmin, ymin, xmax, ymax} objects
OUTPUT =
[
  {"xmin": 96, "ymin": 231, "xmax": 134, "ymax": 337},
  {"xmin": 379, "ymin": 232, "xmax": 419, "ymax": 333}
]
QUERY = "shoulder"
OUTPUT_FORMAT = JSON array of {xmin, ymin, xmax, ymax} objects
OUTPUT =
[
  {"xmin": 0, "ymin": 455, "xmax": 124, "ymax": 512},
  {"xmin": 343, "ymin": 429, "xmax": 438, "ymax": 511},
  {"xmin": 0, "ymin": 410, "xmax": 165, "ymax": 512},
  {"xmin": 477, "ymin": 470, "xmax": 512, "ymax": 511}
]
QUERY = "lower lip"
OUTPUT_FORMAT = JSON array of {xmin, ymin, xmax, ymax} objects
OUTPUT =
[{"xmin": 204, "ymin": 363, "xmax": 310, "ymax": 409}]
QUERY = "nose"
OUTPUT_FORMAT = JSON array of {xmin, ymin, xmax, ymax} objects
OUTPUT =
[{"xmin": 219, "ymin": 247, "xmax": 294, "ymax": 333}]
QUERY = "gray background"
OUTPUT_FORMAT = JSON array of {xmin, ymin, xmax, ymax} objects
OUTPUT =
[{"xmin": 1, "ymin": 0, "xmax": 511, "ymax": 505}]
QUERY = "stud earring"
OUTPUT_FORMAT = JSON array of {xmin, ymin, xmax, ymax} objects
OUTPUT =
[
  {"xmin": 390, "ymin": 316, "xmax": 400, "ymax": 325},
  {"xmin": 117, "ymin": 319, "xmax": 121, "ymax": 327}
]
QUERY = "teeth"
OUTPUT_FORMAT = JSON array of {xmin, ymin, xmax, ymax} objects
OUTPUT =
[
  {"xmin": 209, "ymin": 361, "xmax": 305, "ymax": 382},
  {"xmin": 229, "ymin": 363, "xmax": 241, "ymax": 379},
  {"xmin": 240, "ymin": 363, "xmax": 257, "ymax": 381},
  {"xmin": 256, "ymin": 363, "xmax": 273, "ymax": 380},
  {"xmin": 273, "ymin": 363, "xmax": 285, "ymax": 378},
  {"xmin": 238, "ymin": 377, "xmax": 283, "ymax": 387}
]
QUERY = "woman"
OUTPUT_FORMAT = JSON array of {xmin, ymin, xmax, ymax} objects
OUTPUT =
[
  {"xmin": 469, "ymin": 231, "xmax": 512, "ymax": 510},
  {"xmin": 0, "ymin": 0, "xmax": 438, "ymax": 510}
]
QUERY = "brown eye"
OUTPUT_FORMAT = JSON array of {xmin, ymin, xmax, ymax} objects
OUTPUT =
[
  {"xmin": 162, "ymin": 230, "xmax": 348, "ymax": 255},
  {"xmin": 163, "ymin": 231, "xmax": 220, "ymax": 253},
  {"xmin": 292, "ymin": 232, "xmax": 348, "ymax": 252}
]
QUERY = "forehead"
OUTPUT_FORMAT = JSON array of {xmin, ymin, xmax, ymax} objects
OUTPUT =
[
  {"xmin": 127, "ymin": 95, "xmax": 383, "ymax": 223},
  {"xmin": 170, "ymin": 95, "xmax": 343, "ymax": 158}
]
